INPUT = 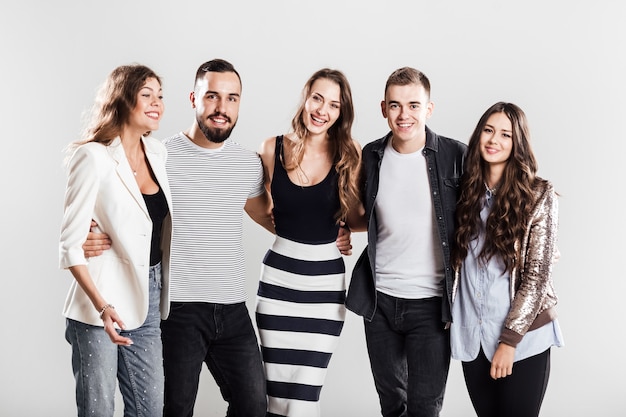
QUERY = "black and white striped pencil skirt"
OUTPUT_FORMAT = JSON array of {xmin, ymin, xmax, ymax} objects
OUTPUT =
[{"xmin": 256, "ymin": 235, "xmax": 346, "ymax": 417}]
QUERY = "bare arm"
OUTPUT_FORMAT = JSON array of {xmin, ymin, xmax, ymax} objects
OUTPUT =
[
  {"xmin": 345, "ymin": 204, "xmax": 367, "ymax": 233},
  {"xmin": 334, "ymin": 139, "xmax": 367, "ymax": 254},
  {"xmin": 244, "ymin": 137, "xmax": 277, "ymax": 234},
  {"xmin": 334, "ymin": 205, "xmax": 366, "ymax": 256},
  {"xmin": 244, "ymin": 192, "xmax": 275, "ymax": 234},
  {"xmin": 344, "ymin": 139, "xmax": 367, "ymax": 232},
  {"xmin": 258, "ymin": 136, "xmax": 276, "ymax": 197},
  {"xmin": 68, "ymin": 264, "xmax": 132, "ymax": 346}
]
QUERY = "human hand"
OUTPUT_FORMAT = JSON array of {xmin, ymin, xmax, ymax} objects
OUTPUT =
[
  {"xmin": 83, "ymin": 220, "xmax": 111, "ymax": 257},
  {"xmin": 101, "ymin": 306, "xmax": 133, "ymax": 346},
  {"xmin": 490, "ymin": 343, "xmax": 515, "ymax": 379},
  {"xmin": 336, "ymin": 222, "xmax": 353, "ymax": 256}
]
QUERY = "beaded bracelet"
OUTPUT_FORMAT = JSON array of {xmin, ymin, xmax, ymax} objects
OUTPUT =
[{"xmin": 99, "ymin": 304, "xmax": 114, "ymax": 319}]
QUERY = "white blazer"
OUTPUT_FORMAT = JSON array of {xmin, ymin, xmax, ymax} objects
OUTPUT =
[{"xmin": 59, "ymin": 136, "xmax": 172, "ymax": 329}]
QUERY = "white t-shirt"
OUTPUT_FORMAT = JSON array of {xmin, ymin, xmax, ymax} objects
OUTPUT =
[{"xmin": 374, "ymin": 140, "xmax": 444, "ymax": 299}]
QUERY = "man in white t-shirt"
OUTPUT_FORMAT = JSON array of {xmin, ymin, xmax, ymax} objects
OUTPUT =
[{"xmin": 346, "ymin": 67, "xmax": 467, "ymax": 417}]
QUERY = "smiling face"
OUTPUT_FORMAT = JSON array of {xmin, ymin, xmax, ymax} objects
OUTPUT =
[
  {"xmin": 192, "ymin": 70, "xmax": 241, "ymax": 145},
  {"xmin": 381, "ymin": 82, "xmax": 433, "ymax": 153},
  {"xmin": 302, "ymin": 78, "xmax": 341, "ymax": 137},
  {"xmin": 479, "ymin": 111, "xmax": 513, "ymax": 169},
  {"xmin": 127, "ymin": 77, "xmax": 163, "ymax": 134}
]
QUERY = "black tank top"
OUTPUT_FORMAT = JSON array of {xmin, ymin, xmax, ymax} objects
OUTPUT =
[
  {"xmin": 143, "ymin": 186, "xmax": 169, "ymax": 266},
  {"xmin": 271, "ymin": 135, "xmax": 340, "ymax": 244}
]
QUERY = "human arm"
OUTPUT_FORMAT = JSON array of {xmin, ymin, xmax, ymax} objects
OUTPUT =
[
  {"xmin": 257, "ymin": 136, "xmax": 276, "ymax": 196},
  {"xmin": 335, "ymin": 139, "xmax": 367, "ymax": 254},
  {"xmin": 68, "ymin": 265, "xmax": 133, "ymax": 346},
  {"xmin": 499, "ymin": 182, "xmax": 559, "ymax": 346},
  {"xmin": 245, "ymin": 137, "xmax": 277, "ymax": 234},
  {"xmin": 343, "ymin": 139, "xmax": 367, "ymax": 233},
  {"xmin": 345, "ymin": 204, "xmax": 367, "ymax": 233},
  {"xmin": 244, "ymin": 192, "xmax": 275, "ymax": 234},
  {"xmin": 59, "ymin": 145, "xmax": 130, "ymax": 344},
  {"xmin": 82, "ymin": 220, "xmax": 112, "ymax": 257},
  {"xmin": 60, "ymin": 146, "xmax": 102, "ymax": 268},
  {"xmin": 335, "ymin": 201, "xmax": 367, "ymax": 256}
]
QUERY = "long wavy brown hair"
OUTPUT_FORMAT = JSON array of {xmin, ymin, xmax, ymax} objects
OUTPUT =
[
  {"xmin": 286, "ymin": 68, "xmax": 361, "ymax": 223},
  {"xmin": 452, "ymin": 102, "xmax": 540, "ymax": 272},
  {"xmin": 71, "ymin": 64, "xmax": 162, "ymax": 150}
]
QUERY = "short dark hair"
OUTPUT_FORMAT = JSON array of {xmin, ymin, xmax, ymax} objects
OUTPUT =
[{"xmin": 194, "ymin": 58, "xmax": 241, "ymax": 88}]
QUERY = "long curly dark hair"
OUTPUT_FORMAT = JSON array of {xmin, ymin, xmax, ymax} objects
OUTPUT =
[
  {"xmin": 286, "ymin": 68, "xmax": 360, "ymax": 223},
  {"xmin": 452, "ymin": 102, "xmax": 539, "ymax": 272}
]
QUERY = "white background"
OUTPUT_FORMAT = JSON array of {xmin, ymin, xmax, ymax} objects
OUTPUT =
[{"xmin": 1, "ymin": 1, "xmax": 624, "ymax": 416}]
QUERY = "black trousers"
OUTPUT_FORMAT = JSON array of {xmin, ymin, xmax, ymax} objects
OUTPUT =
[{"xmin": 462, "ymin": 347, "xmax": 551, "ymax": 417}]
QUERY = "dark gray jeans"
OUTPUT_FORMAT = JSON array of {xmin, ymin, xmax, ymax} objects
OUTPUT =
[
  {"xmin": 161, "ymin": 301, "xmax": 267, "ymax": 417},
  {"xmin": 364, "ymin": 292, "xmax": 451, "ymax": 417}
]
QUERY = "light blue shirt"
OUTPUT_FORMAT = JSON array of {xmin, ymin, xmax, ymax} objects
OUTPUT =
[{"xmin": 450, "ymin": 190, "xmax": 564, "ymax": 363}]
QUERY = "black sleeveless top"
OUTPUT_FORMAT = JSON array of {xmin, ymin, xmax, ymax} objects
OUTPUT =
[
  {"xmin": 271, "ymin": 135, "xmax": 340, "ymax": 244},
  {"xmin": 143, "ymin": 186, "xmax": 169, "ymax": 266}
]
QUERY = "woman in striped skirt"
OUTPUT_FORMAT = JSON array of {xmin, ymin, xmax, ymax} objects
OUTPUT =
[{"xmin": 256, "ymin": 68, "xmax": 365, "ymax": 417}]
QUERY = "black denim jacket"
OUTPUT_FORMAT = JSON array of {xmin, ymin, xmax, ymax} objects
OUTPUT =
[{"xmin": 345, "ymin": 126, "xmax": 467, "ymax": 323}]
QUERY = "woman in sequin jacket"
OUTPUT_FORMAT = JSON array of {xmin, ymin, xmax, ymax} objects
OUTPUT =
[{"xmin": 450, "ymin": 102, "xmax": 563, "ymax": 417}]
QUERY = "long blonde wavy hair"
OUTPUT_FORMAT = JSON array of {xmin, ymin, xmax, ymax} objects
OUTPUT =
[
  {"xmin": 67, "ymin": 64, "xmax": 161, "ymax": 155},
  {"xmin": 285, "ymin": 68, "xmax": 361, "ymax": 223}
]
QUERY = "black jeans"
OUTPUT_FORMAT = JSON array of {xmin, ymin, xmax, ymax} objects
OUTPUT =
[
  {"xmin": 364, "ymin": 292, "xmax": 451, "ymax": 417},
  {"xmin": 462, "ymin": 348, "xmax": 551, "ymax": 417},
  {"xmin": 161, "ymin": 302, "xmax": 267, "ymax": 417}
]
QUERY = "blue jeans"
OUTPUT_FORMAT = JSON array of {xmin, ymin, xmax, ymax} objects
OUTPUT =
[
  {"xmin": 364, "ymin": 292, "xmax": 451, "ymax": 417},
  {"xmin": 65, "ymin": 263, "xmax": 164, "ymax": 417},
  {"xmin": 161, "ymin": 302, "xmax": 266, "ymax": 417}
]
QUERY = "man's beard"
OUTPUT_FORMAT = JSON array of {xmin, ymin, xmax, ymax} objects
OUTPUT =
[{"xmin": 196, "ymin": 113, "xmax": 237, "ymax": 144}]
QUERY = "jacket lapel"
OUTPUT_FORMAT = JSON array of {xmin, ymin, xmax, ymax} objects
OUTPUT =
[{"xmin": 108, "ymin": 137, "xmax": 150, "ymax": 219}]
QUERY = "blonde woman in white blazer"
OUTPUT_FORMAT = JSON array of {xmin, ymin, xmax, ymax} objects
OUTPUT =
[{"xmin": 59, "ymin": 64, "xmax": 172, "ymax": 417}]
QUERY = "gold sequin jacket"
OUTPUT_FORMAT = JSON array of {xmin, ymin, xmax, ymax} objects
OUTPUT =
[{"xmin": 452, "ymin": 178, "xmax": 559, "ymax": 347}]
